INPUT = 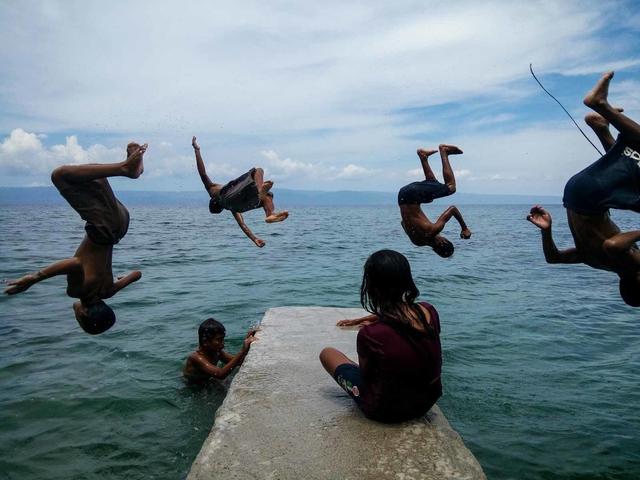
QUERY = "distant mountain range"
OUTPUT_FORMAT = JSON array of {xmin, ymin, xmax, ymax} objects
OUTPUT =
[{"xmin": 0, "ymin": 187, "xmax": 562, "ymax": 206}]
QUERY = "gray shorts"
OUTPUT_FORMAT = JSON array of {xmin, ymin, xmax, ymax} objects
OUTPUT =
[{"xmin": 57, "ymin": 178, "xmax": 130, "ymax": 245}]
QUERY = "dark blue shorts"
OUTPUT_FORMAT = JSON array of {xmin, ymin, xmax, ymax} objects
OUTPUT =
[
  {"xmin": 334, "ymin": 363, "xmax": 363, "ymax": 405},
  {"xmin": 563, "ymin": 135, "xmax": 640, "ymax": 215},
  {"xmin": 398, "ymin": 180, "xmax": 452, "ymax": 205}
]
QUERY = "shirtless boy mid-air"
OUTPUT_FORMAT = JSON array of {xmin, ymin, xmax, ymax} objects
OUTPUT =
[
  {"xmin": 528, "ymin": 71, "xmax": 640, "ymax": 306},
  {"xmin": 4, "ymin": 143, "xmax": 148, "ymax": 333},
  {"xmin": 399, "ymin": 144, "xmax": 472, "ymax": 257},
  {"xmin": 192, "ymin": 137, "xmax": 288, "ymax": 248}
]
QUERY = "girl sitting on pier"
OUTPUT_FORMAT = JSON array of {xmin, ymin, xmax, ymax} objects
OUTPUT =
[{"xmin": 319, "ymin": 249, "xmax": 443, "ymax": 423}]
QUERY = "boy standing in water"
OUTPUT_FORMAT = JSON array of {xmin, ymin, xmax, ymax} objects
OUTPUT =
[
  {"xmin": 528, "ymin": 71, "xmax": 640, "ymax": 307},
  {"xmin": 192, "ymin": 136, "xmax": 288, "ymax": 248},
  {"xmin": 4, "ymin": 143, "xmax": 147, "ymax": 334},
  {"xmin": 398, "ymin": 144, "xmax": 472, "ymax": 257},
  {"xmin": 183, "ymin": 318, "xmax": 257, "ymax": 382}
]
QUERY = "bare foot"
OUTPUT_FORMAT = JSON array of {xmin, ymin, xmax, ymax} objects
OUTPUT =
[
  {"xmin": 123, "ymin": 144, "xmax": 147, "ymax": 178},
  {"xmin": 439, "ymin": 144, "xmax": 463, "ymax": 155},
  {"xmin": 417, "ymin": 148, "xmax": 438, "ymax": 160},
  {"xmin": 265, "ymin": 211, "xmax": 289, "ymax": 223},
  {"xmin": 584, "ymin": 71, "xmax": 614, "ymax": 110}
]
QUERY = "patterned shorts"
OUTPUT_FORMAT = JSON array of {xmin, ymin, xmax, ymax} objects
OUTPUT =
[{"xmin": 334, "ymin": 363, "xmax": 363, "ymax": 405}]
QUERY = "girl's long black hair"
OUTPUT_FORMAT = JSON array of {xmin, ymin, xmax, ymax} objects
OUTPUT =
[{"xmin": 360, "ymin": 249, "xmax": 434, "ymax": 336}]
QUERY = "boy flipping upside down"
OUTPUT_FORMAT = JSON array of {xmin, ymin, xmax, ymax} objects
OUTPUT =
[
  {"xmin": 528, "ymin": 71, "xmax": 640, "ymax": 306},
  {"xmin": 192, "ymin": 136, "xmax": 288, "ymax": 248},
  {"xmin": 399, "ymin": 144, "xmax": 472, "ymax": 257},
  {"xmin": 4, "ymin": 143, "xmax": 147, "ymax": 334}
]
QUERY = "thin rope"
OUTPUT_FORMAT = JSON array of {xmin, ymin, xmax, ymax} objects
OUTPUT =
[{"xmin": 529, "ymin": 63, "xmax": 603, "ymax": 156}]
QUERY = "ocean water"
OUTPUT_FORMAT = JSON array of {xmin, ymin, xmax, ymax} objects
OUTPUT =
[{"xmin": 0, "ymin": 203, "xmax": 638, "ymax": 480}]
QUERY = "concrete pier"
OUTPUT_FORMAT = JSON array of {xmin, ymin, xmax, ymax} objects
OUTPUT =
[{"xmin": 187, "ymin": 307, "xmax": 486, "ymax": 480}]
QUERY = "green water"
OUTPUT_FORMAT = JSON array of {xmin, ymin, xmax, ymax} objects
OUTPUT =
[{"xmin": 1, "ymin": 204, "xmax": 639, "ymax": 479}]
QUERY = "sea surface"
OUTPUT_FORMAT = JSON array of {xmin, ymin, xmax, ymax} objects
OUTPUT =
[{"xmin": 1, "ymin": 203, "xmax": 639, "ymax": 480}]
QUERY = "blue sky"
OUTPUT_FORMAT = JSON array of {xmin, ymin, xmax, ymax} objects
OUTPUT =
[{"xmin": 1, "ymin": 0, "xmax": 639, "ymax": 194}]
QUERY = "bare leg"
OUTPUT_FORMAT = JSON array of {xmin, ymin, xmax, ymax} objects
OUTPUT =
[
  {"xmin": 438, "ymin": 144, "xmax": 463, "ymax": 193},
  {"xmin": 319, "ymin": 347, "xmax": 357, "ymax": 377},
  {"xmin": 585, "ymin": 112, "xmax": 617, "ymax": 152},
  {"xmin": 261, "ymin": 193, "xmax": 275, "ymax": 217},
  {"xmin": 253, "ymin": 167, "xmax": 288, "ymax": 223},
  {"xmin": 253, "ymin": 168, "xmax": 273, "ymax": 197},
  {"xmin": 417, "ymin": 148, "xmax": 438, "ymax": 181},
  {"xmin": 51, "ymin": 144, "xmax": 146, "ymax": 186},
  {"xmin": 584, "ymin": 72, "xmax": 640, "ymax": 147}
]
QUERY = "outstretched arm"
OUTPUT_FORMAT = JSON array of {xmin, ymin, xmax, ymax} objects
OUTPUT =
[
  {"xmin": 337, "ymin": 313, "xmax": 378, "ymax": 327},
  {"xmin": 192, "ymin": 136, "xmax": 214, "ymax": 192},
  {"xmin": 4, "ymin": 257, "xmax": 82, "ymax": 295},
  {"xmin": 527, "ymin": 205, "xmax": 582, "ymax": 264},
  {"xmin": 433, "ymin": 206, "xmax": 472, "ymax": 239},
  {"xmin": 104, "ymin": 270, "xmax": 142, "ymax": 299},
  {"xmin": 232, "ymin": 212, "xmax": 266, "ymax": 248}
]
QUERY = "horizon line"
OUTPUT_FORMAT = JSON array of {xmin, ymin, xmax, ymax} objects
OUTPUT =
[{"xmin": 0, "ymin": 185, "xmax": 562, "ymax": 198}]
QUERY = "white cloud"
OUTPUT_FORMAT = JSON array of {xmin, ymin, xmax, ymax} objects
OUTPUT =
[
  {"xmin": 0, "ymin": 129, "xmax": 196, "ymax": 182},
  {"xmin": 0, "ymin": 1, "xmax": 634, "ymax": 136},
  {"xmin": 261, "ymin": 150, "xmax": 318, "ymax": 179},
  {"xmin": 560, "ymin": 58, "xmax": 640, "ymax": 76},
  {"xmin": 0, "ymin": 128, "xmax": 43, "ymax": 154},
  {"xmin": 0, "ymin": 128, "xmax": 122, "ymax": 175},
  {"xmin": 0, "ymin": 1, "xmax": 638, "ymax": 193},
  {"xmin": 488, "ymin": 173, "xmax": 519, "ymax": 181},
  {"xmin": 260, "ymin": 149, "xmax": 372, "ymax": 182},
  {"xmin": 336, "ymin": 164, "xmax": 371, "ymax": 179}
]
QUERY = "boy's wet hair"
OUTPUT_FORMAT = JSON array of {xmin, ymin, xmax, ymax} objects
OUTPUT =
[
  {"xmin": 433, "ymin": 238, "xmax": 454, "ymax": 258},
  {"xmin": 619, "ymin": 275, "xmax": 640, "ymax": 307},
  {"xmin": 199, "ymin": 318, "xmax": 225, "ymax": 345},
  {"xmin": 78, "ymin": 300, "xmax": 116, "ymax": 335},
  {"xmin": 209, "ymin": 197, "xmax": 223, "ymax": 214}
]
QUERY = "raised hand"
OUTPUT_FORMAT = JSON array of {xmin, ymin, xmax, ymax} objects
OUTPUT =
[
  {"xmin": 246, "ymin": 326, "xmax": 260, "ymax": 337},
  {"xmin": 527, "ymin": 205, "xmax": 552, "ymax": 230},
  {"xmin": 460, "ymin": 228, "xmax": 472, "ymax": 239},
  {"xmin": 192, "ymin": 136, "xmax": 200, "ymax": 150},
  {"xmin": 243, "ymin": 332, "xmax": 258, "ymax": 349}
]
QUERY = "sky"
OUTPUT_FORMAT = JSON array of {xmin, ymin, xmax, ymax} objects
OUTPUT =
[{"xmin": 1, "ymin": 0, "xmax": 639, "ymax": 194}]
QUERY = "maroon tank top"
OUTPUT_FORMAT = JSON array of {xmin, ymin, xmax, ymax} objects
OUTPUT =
[{"xmin": 356, "ymin": 302, "xmax": 442, "ymax": 423}]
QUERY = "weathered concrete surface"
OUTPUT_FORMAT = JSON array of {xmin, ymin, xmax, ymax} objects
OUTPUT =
[{"xmin": 187, "ymin": 307, "xmax": 486, "ymax": 480}]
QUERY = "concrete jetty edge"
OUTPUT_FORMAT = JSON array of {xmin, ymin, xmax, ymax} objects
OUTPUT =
[{"xmin": 187, "ymin": 306, "xmax": 486, "ymax": 480}]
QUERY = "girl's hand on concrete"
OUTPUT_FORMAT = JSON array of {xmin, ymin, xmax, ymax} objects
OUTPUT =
[{"xmin": 336, "ymin": 319, "xmax": 359, "ymax": 327}]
